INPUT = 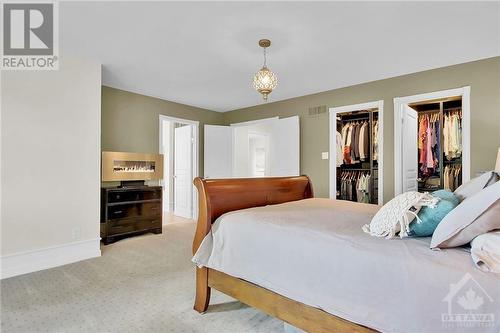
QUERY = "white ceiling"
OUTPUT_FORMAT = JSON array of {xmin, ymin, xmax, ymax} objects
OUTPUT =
[{"xmin": 61, "ymin": 1, "xmax": 500, "ymax": 112}]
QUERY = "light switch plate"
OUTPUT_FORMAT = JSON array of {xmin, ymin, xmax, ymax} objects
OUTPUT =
[{"xmin": 321, "ymin": 152, "xmax": 329, "ymax": 160}]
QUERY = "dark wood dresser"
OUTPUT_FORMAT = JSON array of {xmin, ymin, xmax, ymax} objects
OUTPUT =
[{"xmin": 101, "ymin": 186, "xmax": 162, "ymax": 244}]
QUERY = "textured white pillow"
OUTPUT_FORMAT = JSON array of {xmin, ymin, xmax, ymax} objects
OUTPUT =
[
  {"xmin": 363, "ymin": 191, "xmax": 439, "ymax": 239},
  {"xmin": 454, "ymin": 171, "xmax": 499, "ymax": 201}
]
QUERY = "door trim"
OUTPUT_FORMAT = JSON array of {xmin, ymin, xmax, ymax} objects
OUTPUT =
[
  {"xmin": 329, "ymin": 100, "xmax": 384, "ymax": 205},
  {"xmin": 393, "ymin": 86, "xmax": 471, "ymax": 196},
  {"xmin": 230, "ymin": 117, "xmax": 279, "ymax": 127},
  {"xmin": 159, "ymin": 115, "xmax": 199, "ymax": 220}
]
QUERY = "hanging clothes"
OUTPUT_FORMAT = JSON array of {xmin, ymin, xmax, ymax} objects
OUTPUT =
[
  {"xmin": 373, "ymin": 120, "xmax": 378, "ymax": 161},
  {"xmin": 339, "ymin": 171, "xmax": 371, "ymax": 203},
  {"xmin": 443, "ymin": 111, "xmax": 462, "ymax": 160},
  {"xmin": 444, "ymin": 164, "xmax": 462, "ymax": 191},
  {"xmin": 418, "ymin": 113, "xmax": 440, "ymax": 176},
  {"xmin": 357, "ymin": 173, "xmax": 371, "ymax": 203},
  {"xmin": 339, "ymin": 120, "xmax": 370, "ymax": 165},
  {"xmin": 359, "ymin": 121, "xmax": 369, "ymax": 161},
  {"xmin": 336, "ymin": 131, "xmax": 343, "ymax": 167},
  {"xmin": 352, "ymin": 123, "xmax": 361, "ymax": 162},
  {"xmin": 414, "ymin": 105, "xmax": 463, "ymax": 194}
]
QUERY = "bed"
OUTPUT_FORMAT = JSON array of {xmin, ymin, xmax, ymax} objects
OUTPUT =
[{"xmin": 191, "ymin": 176, "xmax": 499, "ymax": 333}]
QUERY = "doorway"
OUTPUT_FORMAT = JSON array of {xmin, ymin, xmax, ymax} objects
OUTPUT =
[
  {"xmin": 393, "ymin": 87, "xmax": 471, "ymax": 196},
  {"xmin": 204, "ymin": 116, "xmax": 300, "ymax": 178},
  {"xmin": 159, "ymin": 115, "xmax": 199, "ymax": 221},
  {"xmin": 329, "ymin": 100, "xmax": 384, "ymax": 205}
]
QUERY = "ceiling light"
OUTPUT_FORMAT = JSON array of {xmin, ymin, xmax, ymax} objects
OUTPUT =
[{"xmin": 253, "ymin": 39, "xmax": 278, "ymax": 102}]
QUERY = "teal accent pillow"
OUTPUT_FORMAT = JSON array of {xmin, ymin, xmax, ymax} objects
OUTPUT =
[{"xmin": 409, "ymin": 190, "xmax": 460, "ymax": 237}]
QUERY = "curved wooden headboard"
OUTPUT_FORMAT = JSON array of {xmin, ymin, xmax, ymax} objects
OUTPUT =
[{"xmin": 192, "ymin": 176, "xmax": 314, "ymax": 254}]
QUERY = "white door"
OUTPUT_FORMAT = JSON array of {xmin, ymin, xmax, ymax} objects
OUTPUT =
[
  {"xmin": 270, "ymin": 116, "xmax": 300, "ymax": 176},
  {"xmin": 402, "ymin": 105, "xmax": 419, "ymax": 192},
  {"xmin": 174, "ymin": 125, "xmax": 193, "ymax": 218},
  {"xmin": 204, "ymin": 125, "xmax": 233, "ymax": 178}
]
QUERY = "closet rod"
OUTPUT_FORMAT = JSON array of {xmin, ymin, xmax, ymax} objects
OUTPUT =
[
  {"xmin": 418, "ymin": 109, "xmax": 440, "ymax": 115},
  {"xmin": 339, "ymin": 109, "xmax": 372, "ymax": 116},
  {"xmin": 339, "ymin": 168, "xmax": 371, "ymax": 171},
  {"xmin": 341, "ymin": 117, "xmax": 369, "ymax": 121}
]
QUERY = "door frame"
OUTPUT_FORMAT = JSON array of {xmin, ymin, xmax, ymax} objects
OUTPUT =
[
  {"xmin": 329, "ymin": 100, "xmax": 384, "ymax": 205},
  {"xmin": 159, "ymin": 115, "xmax": 199, "ymax": 220},
  {"xmin": 393, "ymin": 86, "xmax": 471, "ymax": 196},
  {"xmin": 247, "ymin": 131, "xmax": 271, "ymax": 177}
]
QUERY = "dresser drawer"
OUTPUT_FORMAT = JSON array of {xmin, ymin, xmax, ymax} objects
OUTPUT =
[
  {"xmin": 108, "ymin": 218, "xmax": 161, "ymax": 235},
  {"xmin": 142, "ymin": 202, "xmax": 162, "ymax": 217},
  {"xmin": 107, "ymin": 202, "xmax": 161, "ymax": 220},
  {"xmin": 107, "ymin": 189, "xmax": 161, "ymax": 203}
]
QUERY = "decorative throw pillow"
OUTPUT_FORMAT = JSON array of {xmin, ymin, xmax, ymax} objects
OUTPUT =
[
  {"xmin": 363, "ymin": 191, "xmax": 439, "ymax": 239},
  {"xmin": 454, "ymin": 171, "xmax": 499, "ymax": 201},
  {"xmin": 431, "ymin": 181, "xmax": 500, "ymax": 249},
  {"xmin": 409, "ymin": 190, "xmax": 460, "ymax": 237}
]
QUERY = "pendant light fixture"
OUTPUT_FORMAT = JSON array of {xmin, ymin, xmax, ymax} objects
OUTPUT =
[{"xmin": 253, "ymin": 39, "xmax": 278, "ymax": 101}]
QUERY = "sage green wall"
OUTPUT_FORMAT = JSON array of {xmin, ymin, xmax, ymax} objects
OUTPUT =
[
  {"xmin": 101, "ymin": 86, "xmax": 224, "ymax": 177},
  {"xmin": 223, "ymin": 57, "xmax": 500, "ymax": 200}
]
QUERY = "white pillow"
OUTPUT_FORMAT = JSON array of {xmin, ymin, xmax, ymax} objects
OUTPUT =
[
  {"xmin": 430, "ymin": 181, "xmax": 500, "ymax": 248},
  {"xmin": 363, "ymin": 191, "xmax": 439, "ymax": 239},
  {"xmin": 454, "ymin": 171, "xmax": 499, "ymax": 201}
]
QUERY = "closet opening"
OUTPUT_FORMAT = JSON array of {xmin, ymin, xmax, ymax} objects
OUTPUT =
[
  {"xmin": 329, "ymin": 100, "xmax": 384, "ymax": 205},
  {"xmin": 410, "ymin": 97, "xmax": 463, "ymax": 192},
  {"xmin": 393, "ymin": 87, "xmax": 470, "ymax": 196}
]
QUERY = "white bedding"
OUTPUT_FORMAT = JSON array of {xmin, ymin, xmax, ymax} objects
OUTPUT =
[
  {"xmin": 471, "ymin": 231, "xmax": 500, "ymax": 273},
  {"xmin": 193, "ymin": 198, "xmax": 500, "ymax": 333}
]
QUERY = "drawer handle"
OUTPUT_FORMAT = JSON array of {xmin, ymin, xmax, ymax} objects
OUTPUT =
[{"xmin": 113, "ymin": 210, "xmax": 123, "ymax": 214}]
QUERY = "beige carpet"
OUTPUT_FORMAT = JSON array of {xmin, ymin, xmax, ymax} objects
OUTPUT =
[{"xmin": 1, "ymin": 222, "xmax": 283, "ymax": 332}]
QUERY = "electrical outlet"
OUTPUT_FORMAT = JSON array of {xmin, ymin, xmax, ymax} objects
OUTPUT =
[
  {"xmin": 321, "ymin": 152, "xmax": 329, "ymax": 160},
  {"xmin": 71, "ymin": 227, "xmax": 81, "ymax": 240}
]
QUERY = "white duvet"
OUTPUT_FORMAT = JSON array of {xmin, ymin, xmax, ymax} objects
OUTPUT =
[
  {"xmin": 471, "ymin": 231, "xmax": 500, "ymax": 273},
  {"xmin": 193, "ymin": 198, "xmax": 500, "ymax": 333}
]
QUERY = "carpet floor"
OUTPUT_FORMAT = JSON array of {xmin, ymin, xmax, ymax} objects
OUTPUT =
[{"xmin": 1, "ymin": 222, "xmax": 283, "ymax": 333}]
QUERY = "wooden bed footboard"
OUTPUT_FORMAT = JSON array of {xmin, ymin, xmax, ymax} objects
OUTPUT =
[
  {"xmin": 192, "ymin": 176, "xmax": 314, "ymax": 254},
  {"xmin": 191, "ymin": 176, "xmax": 375, "ymax": 332}
]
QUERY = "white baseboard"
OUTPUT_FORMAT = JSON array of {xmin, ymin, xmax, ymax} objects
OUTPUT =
[{"xmin": 0, "ymin": 238, "xmax": 101, "ymax": 279}]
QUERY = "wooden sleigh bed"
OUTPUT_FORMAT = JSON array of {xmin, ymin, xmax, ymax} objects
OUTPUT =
[{"xmin": 192, "ymin": 176, "xmax": 375, "ymax": 333}]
